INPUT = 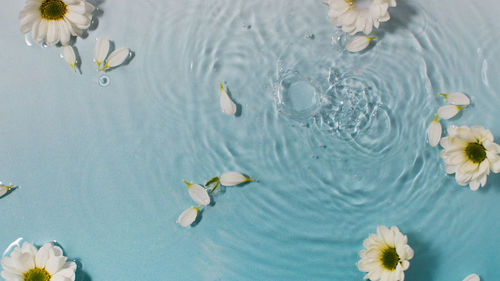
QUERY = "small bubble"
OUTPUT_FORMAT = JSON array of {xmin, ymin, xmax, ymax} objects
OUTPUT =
[
  {"xmin": 98, "ymin": 75, "xmax": 110, "ymax": 87},
  {"xmin": 41, "ymin": 42, "xmax": 48, "ymax": 48},
  {"xmin": 305, "ymin": 33, "xmax": 315, "ymax": 40}
]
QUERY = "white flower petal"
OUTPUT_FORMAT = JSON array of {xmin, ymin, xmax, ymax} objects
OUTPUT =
[
  {"xmin": 427, "ymin": 117, "xmax": 442, "ymax": 147},
  {"xmin": 45, "ymin": 256, "xmax": 67, "ymax": 275},
  {"xmin": 105, "ymin": 47, "xmax": 129, "ymax": 69},
  {"xmin": 65, "ymin": 11, "xmax": 91, "ymax": 29},
  {"xmin": 463, "ymin": 273, "xmax": 480, "ymax": 281},
  {"xmin": 437, "ymin": 105, "xmax": 461, "ymax": 120},
  {"xmin": 58, "ymin": 20, "xmax": 71, "ymax": 46},
  {"xmin": 35, "ymin": 244, "xmax": 50, "ymax": 268},
  {"xmin": 94, "ymin": 37, "xmax": 110, "ymax": 70},
  {"xmin": 46, "ymin": 21, "xmax": 60, "ymax": 46},
  {"xmin": 346, "ymin": 36, "xmax": 375, "ymax": 52},
  {"xmin": 439, "ymin": 92, "xmax": 470, "ymax": 106},
  {"xmin": 219, "ymin": 82, "xmax": 237, "ymax": 115},
  {"xmin": 62, "ymin": 46, "xmax": 77, "ymax": 71},
  {"xmin": 220, "ymin": 171, "xmax": 254, "ymax": 186},
  {"xmin": 184, "ymin": 181, "xmax": 210, "ymax": 206},
  {"xmin": 0, "ymin": 186, "xmax": 7, "ymax": 197},
  {"xmin": 177, "ymin": 207, "xmax": 198, "ymax": 227}
]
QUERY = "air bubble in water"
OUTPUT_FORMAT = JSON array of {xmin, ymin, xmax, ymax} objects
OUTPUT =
[{"xmin": 98, "ymin": 75, "xmax": 110, "ymax": 87}]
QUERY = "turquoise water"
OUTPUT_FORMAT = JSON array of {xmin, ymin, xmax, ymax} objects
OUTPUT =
[{"xmin": 1, "ymin": 0, "xmax": 500, "ymax": 280}]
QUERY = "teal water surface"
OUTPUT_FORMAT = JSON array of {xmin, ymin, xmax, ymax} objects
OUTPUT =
[{"xmin": 1, "ymin": 0, "xmax": 500, "ymax": 280}]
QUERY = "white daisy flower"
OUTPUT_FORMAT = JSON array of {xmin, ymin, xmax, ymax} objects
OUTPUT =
[
  {"xmin": 219, "ymin": 171, "xmax": 255, "ymax": 186},
  {"xmin": 183, "ymin": 180, "xmax": 210, "ymax": 206},
  {"xmin": 0, "ymin": 183, "xmax": 15, "ymax": 197},
  {"xmin": 177, "ymin": 206, "xmax": 200, "ymax": 227},
  {"xmin": 1, "ymin": 241, "xmax": 77, "ymax": 281},
  {"xmin": 346, "ymin": 36, "xmax": 375, "ymax": 52},
  {"xmin": 440, "ymin": 126, "xmax": 500, "ymax": 190},
  {"xmin": 19, "ymin": 0, "xmax": 95, "ymax": 46},
  {"xmin": 427, "ymin": 114, "xmax": 442, "ymax": 147},
  {"xmin": 358, "ymin": 225, "xmax": 414, "ymax": 281},
  {"xmin": 463, "ymin": 274, "xmax": 480, "ymax": 281},
  {"xmin": 326, "ymin": 0, "xmax": 397, "ymax": 35},
  {"xmin": 219, "ymin": 81, "xmax": 237, "ymax": 115},
  {"xmin": 438, "ymin": 92, "xmax": 470, "ymax": 106}
]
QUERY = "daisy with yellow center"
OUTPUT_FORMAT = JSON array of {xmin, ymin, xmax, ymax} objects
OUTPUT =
[
  {"xmin": 358, "ymin": 226, "xmax": 414, "ymax": 281},
  {"xmin": 19, "ymin": 0, "xmax": 95, "ymax": 46},
  {"xmin": 325, "ymin": 0, "xmax": 396, "ymax": 35},
  {"xmin": 440, "ymin": 125, "xmax": 500, "ymax": 190},
  {"xmin": 1, "ymin": 241, "xmax": 77, "ymax": 281}
]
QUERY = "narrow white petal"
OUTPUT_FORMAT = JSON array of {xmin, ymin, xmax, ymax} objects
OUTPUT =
[
  {"xmin": 437, "ymin": 105, "xmax": 461, "ymax": 120},
  {"xmin": 94, "ymin": 37, "xmax": 110, "ymax": 69},
  {"xmin": 62, "ymin": 46, "xmax": 76, "ymax": 71},
  {"xmin": 65, "ymin": 11, "xmax": 91, "ymax": 28},
  {"xmin": 427, "ymin": 118, "xmax": 442, "ymax": 147},
  {"xmin": 220, "ymin": 171, "xmax": 254, "ymax": 186},
  {"xmin": 177, "ymin": 207, "xmax": 198, "ymax": 227},
  {"xmin": 439, "ymin": 92, "xmax": 470, "ymax": 106},
  {"xmin": 105, "ymin": 47, "xmax": 129, "ymax": 68},
  {"xmin": 462, "ymin": 274, "xmax": 480, "ymax": 281},
  {"xmin": 186, "ymin": 183, "xmax": 210, "ymax": 206},
  {"xmin": 46, "ymin": 21, "xmax": 59, "ymax": 46},
  {"xmin": 58, "ymin": 20, "xmax": 71, "ymax": 46},
  {"xmin": 346, "ymin": 36, "xmax": 375, "ymax": 52},
  {"xmin": 219, "ymin": 82, "xmax": 237, "ymax": 115},
  {"xmin": 0, "ymin": 186, "xmax": 7, "ymax": 197},
  {"xmin": 35, "ymin": 244, "xmax": 50, "ymax": 268}
]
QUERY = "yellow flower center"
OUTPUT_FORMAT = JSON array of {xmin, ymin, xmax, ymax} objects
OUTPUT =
[
  {"xmin": 465, "ymin": 142, "xmax": 486, "ymax": 163},
  {"xmin": 39, "ymin": 0, "xmax": 67, "ymax": 20},
  {"xmin": 23, "ymin": 267, "xmax": 51, "ymax": 281},
  {"xmin": 380, "ymin": 246, "xmax": 400, "ymax": 271}
]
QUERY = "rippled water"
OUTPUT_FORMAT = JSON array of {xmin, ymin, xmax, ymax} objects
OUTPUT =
[{"xmin": 1, "ymin": 0, "xmax": 500, "ymax": 280}]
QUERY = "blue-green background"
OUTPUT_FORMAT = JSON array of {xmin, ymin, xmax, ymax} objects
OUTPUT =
[{"xmin": 1, "ymin": 0, "xmax": 499, "ymax": 280}]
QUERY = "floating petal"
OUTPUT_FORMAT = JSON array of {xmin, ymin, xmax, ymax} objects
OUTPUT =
[
  {"xmin": 62, "ymin": 46, "xmax": 77, "ymax": 72},
  {"xmin": 94, "ymin": 37, "xmax": 110, "ymax": 71},
  {"xmin": 437, "ymin": 105, "xmax": 461, "ymax": 120},
  {"xmin": 219, "ymin": 81, "xmax": 237, "ymax": 115},
  {"xmin": 220, "ymin": 171, "xmax": 254, "ymax": 186},
  {"xmin": 427, "ymin": 115, "xmax": 442, "ymax": 147},
  {"xmin": 346, "ymin": 36, "xmax": 375, "ymax": 52},
  {"xmin": 0, "ymin": 183, "xmax": 15, "ymax": 197},
  {"xmin": 104, "ymin": 47, "xmax": 129, "ymax": 70},
  {"xmin": 463, "ymin": 274, "xmax": 480, "ymax": 281},
  {"xmin": 184, "ymin": 180, "xmax": 210, "ymax": 206},
  {"xmin": 439, "ymin": 92, "xmax": 470, "ymax": 106},
  {"xmin": 177, "ymin": 207, "xmax": 199, "ymax": 227}
]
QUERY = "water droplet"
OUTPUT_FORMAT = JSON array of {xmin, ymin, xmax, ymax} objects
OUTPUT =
[
  {"xmin": 305, "ymin": 33, "xmax": 315, "ymax": 40},
  {"xmin": 24, "ymin": 34, "xmax": 34, "ymax": 47},
  {"xmin": 98, "ymin": 75, "xmax": 110, "ymax": 87}
]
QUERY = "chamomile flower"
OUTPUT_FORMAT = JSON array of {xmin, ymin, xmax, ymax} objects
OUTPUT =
[
  {"xmin": 440, "ymin": 126, "xmax": 500, "ymax": 190},
  {"xmin": 358, "ymin": 225, "xmax": 414, "ymax": 281},
  {"xmin": 1, "ymin": 241, "xmax": 77, "ymax": 281},
  {"xmin": 19, "ymin": 0, "xmax": 95, "ymax": 46},
  {"xmin": 326, "ymin": 0, "xmax": 397, "ymax": 35}
]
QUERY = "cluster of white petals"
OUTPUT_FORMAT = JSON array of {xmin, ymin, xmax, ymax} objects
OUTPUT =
[
  {"xmin": 177, "ymin": 172, "xmax": 254, "ymax": 227},
  {"xmin": 440, "ymin": 126, "xmax": 500, "ymax": 190},
  {"xmin": 1, "ymin": 241, "xmax": 76, "ymax": 281},
  {"xmin": 358, "ymin": 226, "xmax": 413, "ymax": 281},
  {"xmin": 19, "ymin": 0, "xmax": 95, "ymax": 46},
  {"xmin": 94, "ymin": 37, "xmax": 130, "ymax": 71},
  {"xmin": 326, "ymin": 0, "xmax": 396, "ymax": 35}
]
